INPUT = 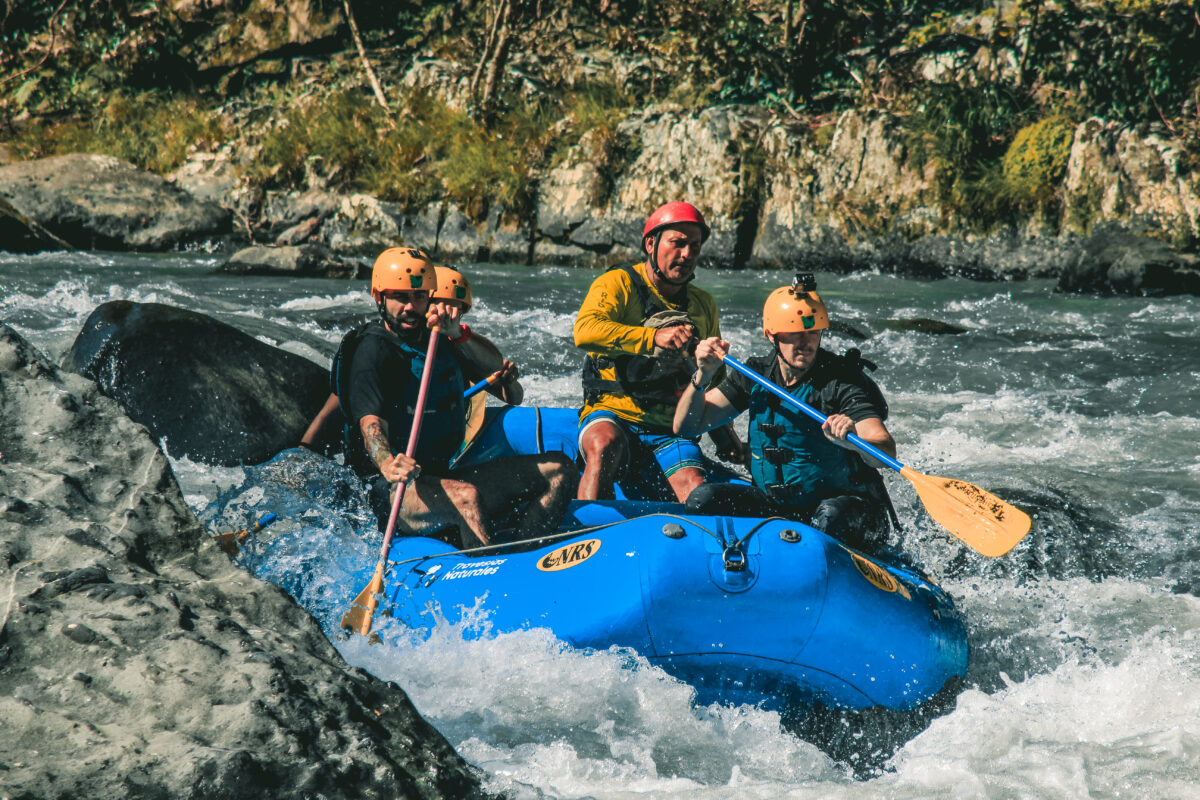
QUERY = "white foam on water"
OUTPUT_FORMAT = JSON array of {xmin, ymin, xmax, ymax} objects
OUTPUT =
[
  {"xmin": 277, "ymin": 289, "xmax": 365, "ymax": 311},
  {"xmin": 337, "ymin": 612, "xmax": 847, "ymax": 799},
  {"xmin": 884, "ymin": 618, "xmax": 1200, "ymax": 798},
  {"xmin": 468, "ymin": 303, "xmax": 579, "ymax": 341},
  {"xmin": 519, "ymin": 373, "xmax": 583, "ymax": 408},
  {"xmin": 163, "ymin": 449, "xmax": 247, "ymax": 508}
]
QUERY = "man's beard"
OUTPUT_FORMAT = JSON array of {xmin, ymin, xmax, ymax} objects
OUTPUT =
[{"xmin": 382, "ymin": 306, "xmax": 424, "ymax": 340}]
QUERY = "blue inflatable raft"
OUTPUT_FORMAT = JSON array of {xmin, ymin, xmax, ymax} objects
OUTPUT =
[{"xmin": 368, "ymin": 498, "xmax": 968, "ymax": 712}]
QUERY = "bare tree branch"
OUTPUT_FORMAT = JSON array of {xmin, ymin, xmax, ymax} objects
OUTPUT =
[{"xmin": 341, "ymin": 0, "xmax": 394, "ymax": 127}]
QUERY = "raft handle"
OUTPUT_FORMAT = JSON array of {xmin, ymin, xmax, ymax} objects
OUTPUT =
[{"xmin": 722, "ymin": 546, "xmax": 747, "ymax": 572}]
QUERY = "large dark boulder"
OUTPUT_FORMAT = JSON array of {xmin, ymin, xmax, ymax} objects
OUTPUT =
[
  {"xmin": 0, "ymin": 154, "xmax": 229, "ymax": 252},
  {"xmin": 0, "ymin": 324, "xmax": 492, "ymax": 800},
  {"xmin": 1057, "ymin": 228, "xmax": 1200, "ymax": 296},
  {"xmin": 61, "ymin": 301, "xmax": 328, "ymax": 466}
]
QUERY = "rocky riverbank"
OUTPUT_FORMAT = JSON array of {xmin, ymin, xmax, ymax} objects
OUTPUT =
[
  {"xmin": 1, "ymin": 1, "xmax": 1198, "ymax": 295},
  {"xmin": 0, "ymin": 324, "xmax": 494, "ymax": 799}
]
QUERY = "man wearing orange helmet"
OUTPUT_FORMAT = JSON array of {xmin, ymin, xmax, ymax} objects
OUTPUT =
[
  {"xmin": 299, "ymin": 263, "xmax": 522, "ymax": 448},
  {"xmin": 573, "ymin": 201, "xmax": 724, "ymax": 501},
  {"xmin": 673, "ymin": 274, "xmax": 898, "ymax": 551},
  {"xmin": 340, "ymin": 248, "xmax": 575, "ymax": 547},
  {"xmin": 430, "ymin": 264, "xmax": 523, "ymax": 406}
]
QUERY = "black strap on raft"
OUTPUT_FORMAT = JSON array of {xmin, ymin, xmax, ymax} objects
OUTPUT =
[{"xmin": 581, "ymin": 264, "xmax": 695, "ymax": 407}]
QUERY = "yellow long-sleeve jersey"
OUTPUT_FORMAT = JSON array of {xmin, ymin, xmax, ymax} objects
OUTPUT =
[{"xmin": 573, "ymin": 262, "xmax": 720, "ymax": 429}]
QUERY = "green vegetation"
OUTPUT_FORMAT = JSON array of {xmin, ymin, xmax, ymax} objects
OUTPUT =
[
  {"xmin": 6, "ymin": 91, "xmax": 227, "ymax": 174},
  {"xmin": 1001, "ymin": 116, "xmax": 1076, "ymax": 217},
  {"xmin": 248, "ymin": 87, "xmax": 555, "ymax": 220},
  {"xmin": 903, "ymin": 82, "xmax": 1028, "ymax": 228},
  {"xmin": 1, "ymin": 0, "xmax": 1197, "ymax": 234}
]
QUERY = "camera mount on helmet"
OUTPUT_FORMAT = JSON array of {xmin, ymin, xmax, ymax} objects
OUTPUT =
[{"xmin": 791, "ymin": 272, "xmax": 817, "ymax": 293}]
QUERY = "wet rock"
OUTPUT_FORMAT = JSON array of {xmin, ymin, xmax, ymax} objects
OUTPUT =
[
  {"xmin": 168, "ymin": 148, "xmax": 241, "ymax": 209},
  {"xmin": 435, "ymin": 204, "xmax": 489, "ymax": 262},
  {"xmin": 320, "ymin": 193, "xmax": 442, "ymax": 255},
  {"xmin": 273, "ymin": 216, "xmax": 322, "ymax": 246},
  {"xmin": 0, "ymin": 195, "xmax": 75, "ymax": 252},
  {"xmin": 1057, "ymin": 227, "xmax": 1200, "ymax": 296},
  {"xmin": 0, "ymin": 154, "xmax": 229, "ymax": 251},
  {"xmin": 0, "ymin": 323, "xmax": 492, "ymax": 800},
  {"xmin": 60, "ymin": 301, "xmax": 329, "ymax": 466},
  {"xmin": 218, "ymin": 243, "xmax": 367, "ymax": 279},
  {"xmin": 61, "ymin": 622, "xmax": 108, "ymax": 646},
  {"xmin": 882, "ymin": 318, "xmax": 968, "ymax": 335},
  {"xmin": 259, "ymin": 188, "xmax": 341, "ymax": 239},
  {"xmin": 1065, "ymin": 118, "xmax": 1200, "ymax": 247}
]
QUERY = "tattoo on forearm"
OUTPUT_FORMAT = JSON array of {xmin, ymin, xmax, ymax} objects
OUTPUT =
[{"xmin": 363, "ymin": 421, "xmax": 392, "ymax": 469}]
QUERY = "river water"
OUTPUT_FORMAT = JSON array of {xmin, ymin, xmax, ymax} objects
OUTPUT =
[{"xmin": 3, "ymin": 250, "xmax": 1199, "ymax": 798}]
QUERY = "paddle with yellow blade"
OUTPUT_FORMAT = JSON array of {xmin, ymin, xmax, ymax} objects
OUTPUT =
[
  {"xmin": 341, "ymin": 328, "xmax": 442, "ymax": 636},
  {"xmin": 721, "ymin": 354, "xmax": 1031, "ymax": 557}
]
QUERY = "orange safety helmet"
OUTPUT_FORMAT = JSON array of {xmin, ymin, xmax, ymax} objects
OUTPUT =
[
  {"xmin": 642, "ymin": 201, "xmax": 710, "ymax": 243},
  {"xmin": 371, "ymin": 247, "xmax": 436, "ymax": 302},
  {"xmin": 762, "ymin": 280, "xmax": 829, "ymax": 338},
  {"xmin": 432, "ymin": 265, "xmax": 473, "ymax": 311}
]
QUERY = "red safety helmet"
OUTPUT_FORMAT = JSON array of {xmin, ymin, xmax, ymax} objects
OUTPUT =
[{"xmin": 642, "ymin": 201, "xmax": 710, "ymax": 243}]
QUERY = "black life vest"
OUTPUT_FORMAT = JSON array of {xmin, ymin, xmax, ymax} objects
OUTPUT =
[
  {"xmin": 581, "ymin": 264, "xmax": 698, "ymax": 409},
  {"xmin": 331, "ymin": 320, "xmax": 466, "ymax": 475}
]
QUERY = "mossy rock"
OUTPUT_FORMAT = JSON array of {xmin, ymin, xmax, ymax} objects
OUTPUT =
[{"xmin": 1001, "ymin": 117, "xmax": 1076, "ymax": 209}]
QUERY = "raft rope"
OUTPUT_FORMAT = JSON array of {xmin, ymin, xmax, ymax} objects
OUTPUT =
[{"xmin": 382, "ymin": 512, "xmax": 792, "ymax": 571}]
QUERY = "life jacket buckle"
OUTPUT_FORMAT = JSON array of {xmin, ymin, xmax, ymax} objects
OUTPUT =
[
  {"xmin": 763, "ymin": 446, "xmax": 794, "ymax": 465},
  {"xmin": 758, "ymin": 423, "xmax": 786, "ymax": 440}
]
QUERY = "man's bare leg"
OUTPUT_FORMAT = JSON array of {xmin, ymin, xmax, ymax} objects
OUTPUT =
[
  {"xmin": 397, "ymin": 477, "xmax": 491, "ymax": 547},
  {"xmin": 577, "ymin": 421, "xmax": 626, "ymax": 500},
  {"xmin": 453, "ymin": 453, "xmax": 579, "ymax": 539},
  {"xmin": 666, "ymin": 466, "xmax": 705, "ymax": 504}
]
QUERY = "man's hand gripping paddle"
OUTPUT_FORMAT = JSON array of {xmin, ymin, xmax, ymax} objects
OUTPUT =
[
  {"xmin": 341, "ymin": 330, "xmax": 442, "ymax": 635},
  {"xmin": 721, "ymin": 354, "xmax": 1032, "ymax": 557}
]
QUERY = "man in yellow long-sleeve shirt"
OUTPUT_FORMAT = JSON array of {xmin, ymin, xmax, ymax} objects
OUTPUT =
[{"xmin": 573, "ymin": 201, "xmax": 721, "ymax": 501}]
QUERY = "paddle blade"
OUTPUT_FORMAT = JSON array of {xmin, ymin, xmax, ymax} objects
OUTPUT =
[
  {"xmin": 900, "ymin": 466, "xmax": 1032, "ymax": 558},
  {"xmin": 340, "ymin": 564, "xmax": 385, "ymax": 635}
]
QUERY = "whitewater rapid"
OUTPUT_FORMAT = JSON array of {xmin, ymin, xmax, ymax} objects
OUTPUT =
[{"xmin": 4, "ymin": 252, "xmax": 1199, "ymax": 798}]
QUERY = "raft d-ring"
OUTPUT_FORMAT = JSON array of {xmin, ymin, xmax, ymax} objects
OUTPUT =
[
  {"xmin": 662, "ymin": 523, "xmax": 686, "ymax": 539},
  {"xmin": 723, "ymin": 546, "xmax": 747, "ymax": 572}
]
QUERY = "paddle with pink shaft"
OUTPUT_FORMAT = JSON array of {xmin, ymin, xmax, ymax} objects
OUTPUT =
[{"xmin": 341, "ymin": 328, "xmax": 441, "ymax": 635}]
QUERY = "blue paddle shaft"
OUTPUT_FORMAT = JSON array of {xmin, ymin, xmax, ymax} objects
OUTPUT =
[
  {"xmin": 458, "ymin": 376, "xmax": 496, "ymax": 400},
  {"xmin": 721, "ymin": 355, "xmax": 905, "ymax": 473},
  {"xmin": 463, "ymin": 376, "xmax": 492, "ymax": 399}
]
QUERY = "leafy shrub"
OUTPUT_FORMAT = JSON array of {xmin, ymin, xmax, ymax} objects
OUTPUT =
[
  {"xmin": 1001, "ymin": 116, "xmax": 1075, "ymax": 214},
  {"xmin": 903, "ymin": 81, "xmax": 1027, "ymax": 226},
  {"xmin": 6, "ymin": 91, "xmax": 226, "ymax": 173},
  {"xmin": 249, "ymin": 87, "xmax": 555, "ymax": 220}
]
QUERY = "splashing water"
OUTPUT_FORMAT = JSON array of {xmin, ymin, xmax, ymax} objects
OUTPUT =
[{"xmin": 4, "ymin": 253, "xmax": 1199, "ymax": 798}]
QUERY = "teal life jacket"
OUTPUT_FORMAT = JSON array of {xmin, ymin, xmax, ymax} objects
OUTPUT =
[
  {"xmin": 744, "ymin": 349, "xmax": 886, "ymax": 508},
  {"xmin": 332, "ymin": 320, "xmax": 466, "ymax": 475}
]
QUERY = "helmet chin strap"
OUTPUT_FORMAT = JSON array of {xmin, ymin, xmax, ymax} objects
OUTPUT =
[{"xmin": 771, "ymin": 334, "xmax": 813, "ymax": 375}]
